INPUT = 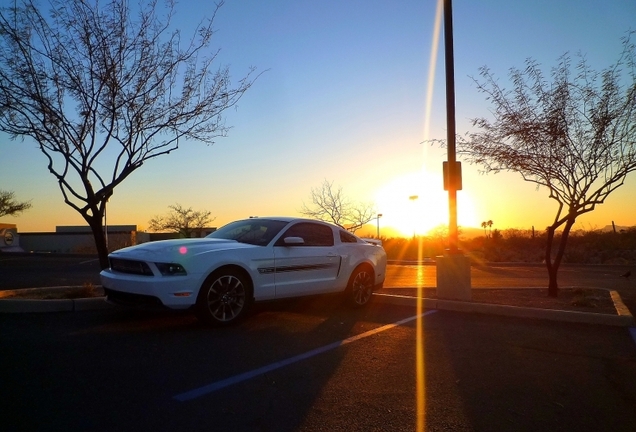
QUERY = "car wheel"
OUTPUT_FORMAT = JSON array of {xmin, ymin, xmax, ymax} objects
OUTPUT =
[
  {"xmin": 195, "ymin": 270, "xmax": 252, "ymax": 326},
  {"xmin": 345, "ymin": 266, "xmax": 374, "ymax": 308}
]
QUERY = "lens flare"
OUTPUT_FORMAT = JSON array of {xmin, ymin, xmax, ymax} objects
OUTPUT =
[
  {"xmin": 418, "ymin": 1, "xmax": 444, "ymax": 431},
  {"xmin": 179, "ymin": 246, "xmax": 187, "ymax": 255},
  {"xmin": 422, "ymin": 0, "xmax": 444, "ymax": 144}
]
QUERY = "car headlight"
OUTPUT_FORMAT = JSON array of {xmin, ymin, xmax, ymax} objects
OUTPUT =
[{"xmin": 155, "ymin": 262, "xmax": 187, "ymax": 276}]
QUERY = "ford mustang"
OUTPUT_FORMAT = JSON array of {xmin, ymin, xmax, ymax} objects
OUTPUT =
[{"xmin": 100, "ymin": 217, "xmax": 387, "ymax": 325}]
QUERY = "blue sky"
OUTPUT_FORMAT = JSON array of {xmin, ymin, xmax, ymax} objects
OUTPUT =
[{"xmin": 2, "ymin": 0, "xmax": 636, "ymax": 235}]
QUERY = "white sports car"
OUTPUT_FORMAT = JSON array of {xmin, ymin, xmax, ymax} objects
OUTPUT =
[{"xmin": 100, "ymin": 217, "xmax": 387, "ymax": 325}]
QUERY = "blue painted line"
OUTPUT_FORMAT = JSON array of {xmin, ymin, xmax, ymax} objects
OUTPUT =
[
  {"xmin": 173, "ymin": 309, "xmax": 438, "ymax": 402},
  {"xmin": 630, "ymin": 328, "xmax": 636, "ymax": 346}
]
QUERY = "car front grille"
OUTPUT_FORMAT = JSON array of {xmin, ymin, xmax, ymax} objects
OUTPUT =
[
  {"xmin": 104, "ymin": 288, "xmax": 163, "ymax": 306},
  {"xmin": 109, "ymin": 258, "xmax": 154, "ymax": 276}
]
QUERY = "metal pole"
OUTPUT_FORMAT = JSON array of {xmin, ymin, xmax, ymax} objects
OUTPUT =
[
  {"xmin": 376, "ymin": 213, "xmax": 382, "ymax": 238},
  {"xmin": 409, "ymin": 195, "xmax": 419, "ymax": 238},
  {"xmin": 444, "ymin": 0, "xmax": 459, "ymax": 253},
  {"xmin": 104, "ymin": 201, "xmax": 108, "ymax": 250}
]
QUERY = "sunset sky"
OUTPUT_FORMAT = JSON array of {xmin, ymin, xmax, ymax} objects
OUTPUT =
[{"xmin": 2, "ymin": 0, "xmax": 636, "ymax": 237}]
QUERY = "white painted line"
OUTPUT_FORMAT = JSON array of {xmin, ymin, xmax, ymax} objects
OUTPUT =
[
  {"xmin": 174, "ymin": 310, "xmax": 438, "ymax": 402},
  {"xmin": 630, "ymin": 328, "xmax": 636, "ymax": 347}
]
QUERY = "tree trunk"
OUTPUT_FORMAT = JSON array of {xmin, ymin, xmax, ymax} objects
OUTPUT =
[
  {"xmin": 86, "ymin": 213, "xmax": 109, "ymax": 270},
  {"xmin": 544, "ymin": 217, "xmax": 576, "ymax": 297},
  {"xmin": 545, "ymin": 226, "xmax": 558, "ymax": 297}
]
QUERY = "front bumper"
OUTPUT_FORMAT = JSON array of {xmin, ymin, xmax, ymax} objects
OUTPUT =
[
  {"xmin": 100, "ymin": 269, "xmax": 201, "ymax": 309},
  {"xmin": 104, "ymin": 288, "xmax": 163, "ymax": 307}
]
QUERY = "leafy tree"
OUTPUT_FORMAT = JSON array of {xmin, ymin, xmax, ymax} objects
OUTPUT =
[
  {"xmin": 300, "ymin": 179, "xmax": 376, "ymax": 234},
  {"xmin": 0, "ymin": 190, "xmax": 31, "ymax": 217},
  {"xmin": 148, "ymin": 204, "xmax": 215, "ymax": 238},
  {"xmin": 0, "ymin": 0, "xmax": 256, "ymax": 268},
  {"xmin": 457, "ymin": 33, "xmax": 636, "ymax": 296}
]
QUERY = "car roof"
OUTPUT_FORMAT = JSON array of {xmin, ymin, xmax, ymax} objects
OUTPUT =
[
  {"xmin": 247, "ymin": 216, "xmax": 357, "ymax": 228},
  {"xmin": 237, "ymin": 217, "xmax": 364, "ymax": 240},
  {"xmin": 245, "ymin": 216, "xmax": 331, "ymax": 225}
]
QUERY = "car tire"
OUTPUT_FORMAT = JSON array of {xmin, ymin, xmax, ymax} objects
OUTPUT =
[
  {"xmin": 195, "ymin": 269, "xmax": 252, "ymax": 326},
  {"xmin": 344, "ymin": 265, "xmax": 374, "ymax": 308}
]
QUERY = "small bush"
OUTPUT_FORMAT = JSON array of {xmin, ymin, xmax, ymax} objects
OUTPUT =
[{"xmin": 383, "ymin": 228, "xmax": 635, "ymax": 264}]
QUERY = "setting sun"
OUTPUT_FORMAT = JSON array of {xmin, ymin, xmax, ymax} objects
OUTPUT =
[{"xmin": 375, "ymin": 170, "xmax": 478, "ymax": 237}]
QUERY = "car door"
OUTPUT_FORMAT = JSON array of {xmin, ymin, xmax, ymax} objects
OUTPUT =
[{"xmin": 273, "ymin": 222, "xmax": 341, "ymax": 297}]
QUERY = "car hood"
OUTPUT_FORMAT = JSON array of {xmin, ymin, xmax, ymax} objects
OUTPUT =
[{"xmin": 109, "ymin": 238, "xmax": 256, "ymax": 260}]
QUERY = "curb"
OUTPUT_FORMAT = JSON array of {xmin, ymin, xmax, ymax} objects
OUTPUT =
[
  {"xmin": 0, "ymin": 296, "xmax": 114, "ymax": 313},
  {"xmin": 1, "ymin": 288, "xmax": 634, "ymax": 327},
  {"xmin": 372, "ymin": 292, "xmax": 635, "ymax": 327}
]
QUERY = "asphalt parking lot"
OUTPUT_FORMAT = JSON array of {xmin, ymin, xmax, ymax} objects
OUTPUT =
[
  {"xmin": 2, "ymin": 298, "xmax": 636, "ymax": 431},
  {"xmin": 2, "ymin": 254, "xmax": 636, "ymax": 431}
]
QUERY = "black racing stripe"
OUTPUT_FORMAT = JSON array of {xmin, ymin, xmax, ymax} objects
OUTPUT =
[
  {"xmin": 276, "ymin": 263, "xmax": 335, "ymax": 273},
  {"xmin": 257, "ymin": 263, "xmax": 337, "ymax": 274}
]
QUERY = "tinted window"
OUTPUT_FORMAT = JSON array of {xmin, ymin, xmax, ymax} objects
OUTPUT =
[
  {"xmin": 276, "ymin": 222, "xmax": 334, "ymax": 247},
  {"xmin": 339, "ymin": 230, "xmax": 358, "ymax": 243},
  {"xmin": 207, "ymin": 219, "xmax": 288, "ymax": 246}
]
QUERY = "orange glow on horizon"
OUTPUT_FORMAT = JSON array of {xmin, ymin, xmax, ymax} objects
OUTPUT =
[{"xmin": 374, "ymin": 169, "xmax": 478, "ymax": 238}]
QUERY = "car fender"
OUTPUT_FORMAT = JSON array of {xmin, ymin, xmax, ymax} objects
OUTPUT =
[
  {"xmin": 337, "ymin": 244, "xmax": 386, "ymax": 288},
  {"xmin": 191, "ymin": 248, "xmax": 277, "ymax": 300}
]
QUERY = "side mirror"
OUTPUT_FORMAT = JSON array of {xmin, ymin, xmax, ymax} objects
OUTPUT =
[{"xmin": 283, "ymin": 236, "xmax": 304, "ymax": 246}]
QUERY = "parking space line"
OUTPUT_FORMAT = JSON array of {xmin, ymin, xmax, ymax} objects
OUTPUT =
[
  {"xmin": 173, "ymin": 309, "xmax": 438, "ymax": 402},
  {"xmin": 630, "ymin": 328, "xmax": 636, "ymax": 347}
]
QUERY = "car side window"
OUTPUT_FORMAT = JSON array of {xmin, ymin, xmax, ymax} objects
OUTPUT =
[
  {"xmin": 276, "ymin": 222, "xmax": 334, "ymax": 247},
  {"xmin": 339, "ymin": 230, "xmax": 358, "ymax": 243}
]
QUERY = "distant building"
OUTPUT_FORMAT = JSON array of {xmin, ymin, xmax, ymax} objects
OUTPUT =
[{"xmin": 1, "ymin": 225, "xmax": 216, "ymax": 254}]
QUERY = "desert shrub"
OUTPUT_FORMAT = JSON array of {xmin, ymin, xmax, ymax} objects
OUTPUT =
[
  {"xmin": 382, "ymin": 227, "xmax": 635, "ymax": 264},
  {"xmin": 382, "ymin": 237, "xmax": 446, "ymax": 261}
]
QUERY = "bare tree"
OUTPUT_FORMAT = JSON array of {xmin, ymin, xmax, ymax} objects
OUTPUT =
[
  {"xmin": 0, "ymin": 0, "xmax": 256, "ymax": 268},
  {"xmin": 148, "ymin": 203, "xmax": 215, "ymax": 238},
  {"xmin": 456, "ymin": 33, "xmax": 636, "ymax": 296},
  {"xmin": 0, "ymin": 190, "xmax": 31, "ymax": 217},
  {"xmin": 300, "ymin": 179, "xmax": 375, "ymax": 233}
]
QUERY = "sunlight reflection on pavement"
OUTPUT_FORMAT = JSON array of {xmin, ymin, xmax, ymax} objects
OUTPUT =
[{"xmin": 385, "ymin": 264, "xmax": 632, "ymax": 290}]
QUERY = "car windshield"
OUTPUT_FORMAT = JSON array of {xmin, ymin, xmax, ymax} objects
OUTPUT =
[{"xmin": 206, "ymin": 219, "xmax": 289, "ymax": 246}]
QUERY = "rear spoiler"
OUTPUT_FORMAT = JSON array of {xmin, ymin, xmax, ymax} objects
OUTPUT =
[{"xmin": 362, "ymin": 238, "xmax": 382, "ymax": 246}]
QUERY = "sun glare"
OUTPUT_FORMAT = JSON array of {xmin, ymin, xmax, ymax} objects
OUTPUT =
[{"xmin": 375, "ymin": 170, "xmax": 478, "ymax": 237}]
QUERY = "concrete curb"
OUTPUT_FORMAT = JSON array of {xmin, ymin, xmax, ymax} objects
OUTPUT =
[
  {"xmin": 0, "ymin": 296, "xmax": 114, "ymax": 313},
  {"xmin": 1, "ymin": 288, "xmax": 633, "ymax": 327},
  {"xmin": 373, "ymin": 292, "xmax": 635, "ymax": 327}
]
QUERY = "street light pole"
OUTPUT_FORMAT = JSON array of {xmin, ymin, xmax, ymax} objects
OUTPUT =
[
  {"xmin": 436, "ymin": 0, "xmax": 471, "ymax": 302},
  {"xmin": 409, "ymin": 195, "xmax": 419, "ymax": 237},
  {"xmin": 444, "ymin": 0, "xmax": 459, "ymax": 253},
  {"xmin": 104, "ymin": 200, "xmax": 108, "ymax": 250},
  {"xmin": 376, "ymin": 213, "xmax": 383, "ymax": 238}
]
